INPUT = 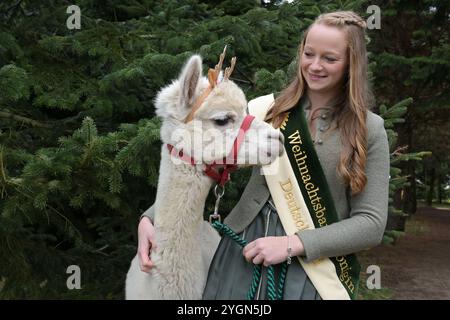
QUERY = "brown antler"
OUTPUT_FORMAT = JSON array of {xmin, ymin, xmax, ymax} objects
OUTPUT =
[
  {"xmin": 185, "ymin": 46, "xmax": 236, "ymax": 123},
  {"xmin": 207, "ymin": 46, "xmax": 236, "ymax": 86},
  {"xmin": 208, "ymin": 46, "xmax": 227, "ymax": 87},
  {"xmin": 223, "ymin": 56, "xmax": 236, "ymax": 80}
]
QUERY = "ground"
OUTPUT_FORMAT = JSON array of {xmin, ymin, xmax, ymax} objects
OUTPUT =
[{"xmin": 358, "ymin": 205, "xmax": 450, "ymax": 300}]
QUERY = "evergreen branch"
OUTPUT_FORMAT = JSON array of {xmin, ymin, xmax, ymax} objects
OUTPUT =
[
  {"xmin": 235, "ymin": 66, "xmax": 255, "ymax": 86},
  {"xmin": 389, "ymin": 176, "xmax": 411, "ymax": 182},
  {"xmin": 52, "ymin": 240, "xmax": 67, "ymax": 250},
  {"xmin": 4, "ymin": 0, "xmax": 22, "ymax": 14},
  {"xmin": 3, "ymin": 0, "xmax": 22, "ymax": 23},
  {"xmin": 392, "ymin": 145, "xmax": 409, "ymax": 156},
  {"xmin": 0, "ymin": 146, "xmax": 8, "ymax": 198},
  {"xmin": 7, "ymin": 179, "xmax": 81, "ymax": 238},
  {"xmin": 231, "ymin": 78, "xmax": 252, "ymax": 85},
  {"xmin": 138, "ymin": 34, "xmax": 159, "ymax": 39},
  {"xmin": 55, "ymin": 111, "xmax": 87, "ymax": 125},
  {"xmin": 0, "ymin": 110, "xmax": 51, "ymax": 128},
  {"xmin": 92, "ymin": 244, "xmax": 110, "ymax": 257}
]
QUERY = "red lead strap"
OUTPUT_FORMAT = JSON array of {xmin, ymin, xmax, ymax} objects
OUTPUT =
[{"xmin": 167, "ymin": 114, "xmax": 255, "ymax": 186}]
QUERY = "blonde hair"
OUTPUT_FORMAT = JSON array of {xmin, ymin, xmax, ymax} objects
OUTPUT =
[{"xmin": 266, "ymin": 11, "xmax": 373, "ymax": 195}]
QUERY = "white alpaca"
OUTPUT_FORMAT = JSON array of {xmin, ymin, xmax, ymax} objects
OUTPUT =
[{"xmin": 125, "ymin": 52, "xmax": 283, "ymax": 300}]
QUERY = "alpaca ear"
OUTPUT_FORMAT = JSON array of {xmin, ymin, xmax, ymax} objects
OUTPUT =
[{"xmin": 179, "ymin": 55, "xmax": 202, "ymax": 109}]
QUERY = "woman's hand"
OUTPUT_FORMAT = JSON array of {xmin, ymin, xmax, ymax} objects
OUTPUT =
[
  {"xmin": 243, "ymin": 236, "xmax": 304, "ymax": 266},
  {"xmin": 137, "ymin": 216, "xmax": 157, "ymax": 273}
]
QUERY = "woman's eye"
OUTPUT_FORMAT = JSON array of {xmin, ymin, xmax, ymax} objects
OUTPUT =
[
  {"xmin": 325, "ymin": 57, "xmax": 337, "ymax": 62},
  {"xmin": 304, "ymin": 52, "xmax": 313, "ymax": 57},
  {"xmin": 214, "ymin": 118, "xmax": 229, "ymax": 126}
]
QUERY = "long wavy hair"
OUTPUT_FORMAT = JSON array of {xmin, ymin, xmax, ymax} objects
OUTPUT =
[{"xmin": 266, "ymin": 11, "xmax": 374, "ymax": 195}]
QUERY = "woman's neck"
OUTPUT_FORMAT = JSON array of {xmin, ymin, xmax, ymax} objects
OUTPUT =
[{"xmin": 306, "ymin": 90, "xmax": 338, "ymax": 111}]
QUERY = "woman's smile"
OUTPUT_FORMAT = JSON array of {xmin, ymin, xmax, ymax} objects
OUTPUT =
[{"xmin": 308, "ymin": 73, "xmax": 327, "ymax": 81}]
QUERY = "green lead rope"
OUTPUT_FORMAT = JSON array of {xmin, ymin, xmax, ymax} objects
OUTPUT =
[{"xmin": 212, "ymin": 220, "xmax": 289, "ymax": 300}]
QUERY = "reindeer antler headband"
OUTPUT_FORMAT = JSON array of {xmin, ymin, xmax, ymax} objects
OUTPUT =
[{"xmin": 184, "ymin": 46, "xmax": 236, "ymax": 123}]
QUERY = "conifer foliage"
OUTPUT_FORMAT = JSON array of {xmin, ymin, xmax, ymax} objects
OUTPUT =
[{"xmin": 0, "ymin": 0, "xmax": 441, "ymax": 298}]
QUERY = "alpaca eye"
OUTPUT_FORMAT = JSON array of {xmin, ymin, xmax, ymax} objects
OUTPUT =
[{"xmin": 213, "ymin": 118, "xmax": 230, "ymax": 126}]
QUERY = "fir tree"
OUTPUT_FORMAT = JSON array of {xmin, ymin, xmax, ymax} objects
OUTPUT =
[
  {"xmin": 369, "ymin": 0, "xmax": 450, "ymax": 214},
  {"xmin": 0, "ymin": 0, "xmax": 444, "ymax": 299}
]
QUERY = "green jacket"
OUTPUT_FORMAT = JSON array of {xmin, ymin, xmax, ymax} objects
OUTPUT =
[{"xmin": 142, "ymin": 97, "xmax": 390, "ymax": 263}]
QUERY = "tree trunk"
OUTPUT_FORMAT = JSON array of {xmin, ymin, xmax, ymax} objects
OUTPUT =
[
  {"xmin": 423, "ymin": 160, "xmax": 427, "ymax": 195},
  {"xmin": 437, "ymin": 168, "xmax": 442, "ymax": 204},
  {"xmin": 403, "ymin": 161, "xmax": 417, "ymax": 214},
  {"xmin": 402, "ymin": 121, "xmax": 417, "ymax": 214},
  {"xmin": 393, "ymin": 188, "xmax": 403, "ymax": 210},
  {"xmin": 426, "ymin": 166, "xmax": 435, "ymax": 206}
]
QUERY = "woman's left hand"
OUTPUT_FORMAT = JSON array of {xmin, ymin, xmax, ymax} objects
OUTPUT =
[{"xmin": 243, "ymin": 236, "xmax": 304, "ymax": 266}]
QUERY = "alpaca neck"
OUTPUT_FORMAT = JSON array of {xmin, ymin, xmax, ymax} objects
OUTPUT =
[{"xmin": 154, "ymin": 147, "xmax": 213, "ymax": 234}]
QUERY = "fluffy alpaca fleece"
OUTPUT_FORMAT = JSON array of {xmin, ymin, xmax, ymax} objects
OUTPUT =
[
  {"xmin": 125, "ymin": 150, "xmax": 219, "ymax": 299},
  {"xmin": 125, "ymin": 54, "xmax": 283, "ymax": 300}
]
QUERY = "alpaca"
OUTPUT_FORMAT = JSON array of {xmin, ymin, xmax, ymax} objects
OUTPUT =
[{"xmin": 125, "ymin": 51, "xmax": 283, "ymax": 300}]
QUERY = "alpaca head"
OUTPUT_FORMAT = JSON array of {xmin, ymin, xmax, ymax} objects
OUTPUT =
[{"xmin": 155, "ymin": 53, "xmax": 283, "ymax": 168}]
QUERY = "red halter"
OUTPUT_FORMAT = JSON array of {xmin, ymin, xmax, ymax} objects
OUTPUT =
[{"xmin": 167, "ymin": 114, "xmax": 255, "ymax": 186}]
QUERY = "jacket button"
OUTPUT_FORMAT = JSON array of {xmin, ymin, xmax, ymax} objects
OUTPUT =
[
  {"xmin": 321, "ymin": 114, "xmax": 327, "ymax": 119},
  {"xmin": 317, "ymin": 139, "xmax": 323, "ymax": 145},
  {"xmin": 319, "ymin": 126, "xmax": 325, "ymax": 132}
]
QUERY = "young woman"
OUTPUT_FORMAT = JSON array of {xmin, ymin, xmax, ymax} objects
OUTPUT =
[{"xmin": 137, "ymin": 11, "xmax": 389, "ymax": 300}]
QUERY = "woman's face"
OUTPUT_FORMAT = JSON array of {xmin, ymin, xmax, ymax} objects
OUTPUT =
[{"xmin": 300, "ymin": 24, "xmax": 349, "ymax": 95}]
